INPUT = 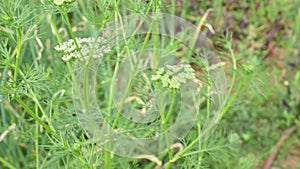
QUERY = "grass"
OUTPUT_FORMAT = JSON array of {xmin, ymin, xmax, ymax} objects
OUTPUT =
[{"xmin": 0, "ymin": 0, "xmax": 300, "ymax": 169}]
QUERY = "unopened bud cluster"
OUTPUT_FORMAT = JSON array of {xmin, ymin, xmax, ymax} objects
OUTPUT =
[{"xmin": 151, "ymin": 64, "xmax": 195, "ymax": 89}]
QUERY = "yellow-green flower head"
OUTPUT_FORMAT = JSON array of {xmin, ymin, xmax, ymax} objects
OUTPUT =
[{"xmin": 151, "ymin": 64, "xmax": 195, "ymax": 89}]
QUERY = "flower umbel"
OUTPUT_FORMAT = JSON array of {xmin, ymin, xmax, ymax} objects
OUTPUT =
[
  {"xmin": 151, "ymin": 64, "xmax": 195, "ymax": 89},
  {"xmin": 48, "ymin": 0, "xmax": 76, "ymax": 6},
  {"xmin": 55, "ymin": 37, "xmax": 111, "ymax": 62}
]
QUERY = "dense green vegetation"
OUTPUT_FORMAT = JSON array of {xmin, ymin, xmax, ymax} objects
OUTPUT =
[{"xmin": 0, "ymin": 0, "xmax": 299, "ymax": 168}]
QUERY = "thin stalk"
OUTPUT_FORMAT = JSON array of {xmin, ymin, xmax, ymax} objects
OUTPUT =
[
  {"xmin": 165, "ymin": 90, "xmax": 176, "ymax": 122},
  {"xmin": 0, "ymin": 157, "xmax": 16, "ymax": 169},
  {"xmin": 112, "ymin": 31, "xmax": 152, "ymax": 129},
  {"xmin": 1, "ymin": 67, "xmax": 8, "ymax": 123},
  {"xmin": 35, "ymin": 103, "xmax": 39, "ymax": 169},
  {"xmin": 206, "ymin": 72, "xmax": 212, "ymax": 119},
  {"xmin": 226, "ymin": 42, "xmax": 237, "ymax": 98},
  {"xmin": 0, "ymin": 84, "xmax": 10, "ymax": 92},
  {"xmin": 197, "ymin": 76, "xmax": 211, "ymax": 166},
  {"xmin": 17, "ymin": 69, "xmax": 55, "ymax": 131},
  {"xmin": 169, "ymin": 46, "xmax": 243, "ymax": 162},
  {"xmin": 104, "ymin": 149, "xmax": 111, "ymax": 169},
  {"xmin": 197, "ymin": 123, "xmax": 203, "ymax": 166},
  {"xmin": 107, "ymin": 10, "xmax": 121, "ymax": 124},
  {"xmin": 13, "ymin": 28, "xmax": 23, "ymax": 89},
  {"xmin": 106, "ymin": 9, "xmax": 152, "ymax": 167},
  {"xmin": 14, "ymin": 97, "xmax": 60, "ymax": 140},
  {"xmin": 111, "ymin": 1, "xmax": 154, "ymax": 129},
  {"xmin": 171, "ymin": 79, "xmax": 244, "ymax": 162},
  {"xmin": 109, "ymin": 5, "xmax": 153, "ymax": 129},
  {"xmin": 104, "ymin": 3, "xmax": 123, "ymax": 168},
  {"xmin": 221, "ymin": 79, "xmax": 244, "ymax": 117},
  {"xmin": 48, "ymin": 14, "xmax": 62, "ymax": 43},
  {"xmin": 158, "ymin": 86, "xmax": 173, "ymax": 169},
  {"xmin": 83, "ymin": 64, "xmax": 90, "ymax": 112}
]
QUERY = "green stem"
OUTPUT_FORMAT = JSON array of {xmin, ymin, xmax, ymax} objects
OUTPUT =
[
  {"xmin": 1, "ymin": 67, "xmax": 8, "ymax": 123},
  {"xmin": 106, "ymin": 7, "xmax": 153, "ymax": 167},
  {"xmin": 103, "ymin": 6, "xmax": 123, "ymax": 168},
  {"xmin": 104, "ymin": 150, "xmax": 111, "ymax": 169},
  {"xmin": 226, "ymin": 42, "xmax": 237, "ymax": 98},
  {"xmin": 171, "ymin": 80, "xmax": 244, "ymax": 162},
  {"xmin": 17, "ymin": 69, "xmax": 55, "ymax": 131},
  {"xmin": 111, "ymin": 1, "xmax": 154, "ymax": 129},
  {"xmin": 169, "ymin": 45, "xmax": 242, "ymax": 163},
  {"xmin": 108, "ymin": 11, "xmax": 121, "ymax": 125},
  {"xmin": 83, "ymin": 63, "xmax": 91, "ymax": 113},
  {"xmin": 221, "ymin": 79, "xmax": 244, "ymax": 117},
  {"xmin": 0, "ymin": 157, "xmax": 16, "ymax": 169},
  {"xmin": 112, "ymin": 30, "xmax": 152, "ymax": 129},
  {"xmin": 197, "ymin": 123, "xmax": 205, "ymax": 166},
  {"xmin": 35, "ymin": 104, "xmax": 39, "ymax": 169},
  {"xmin": 14, "ymin": 97, "xmax": 60, "ymax": 139},
  {"xmin": 13, "ymin": 28, "xmax": 23, "ymax": 89},
  {"xmin": 206, "ymin": 72, "xmax": 212, "ymax": 119},
  {"xmin": 48, "ymin": 14, "xmax": 62, "ymax": 43},
  {"xmin": 196, "ymin": 74, "xmax": 211, "ymax": 166},
  {"xmin": 157, "ymin": 84, "xmax": 172, "ymax": 169},
  {"xmin": 165, "ymin": 90, "xmax": 176, "ymax": 122}
]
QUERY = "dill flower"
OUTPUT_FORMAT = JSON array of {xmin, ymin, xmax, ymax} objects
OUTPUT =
[
  {"xmin": 54, "ymin": 37, "xmax": 111, "ymax": 62},
  {"xmin": 48, "ymin": 0, "xmax": 76, "ymax": 6},
  {"xmin": 151, "ymin": 64, "xmax": 195, "ymax": 89}
]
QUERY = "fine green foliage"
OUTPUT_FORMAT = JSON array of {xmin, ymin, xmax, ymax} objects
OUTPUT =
[{"xmin": 0, "ymin": 0, "xmax": 299, "ymax": 169}]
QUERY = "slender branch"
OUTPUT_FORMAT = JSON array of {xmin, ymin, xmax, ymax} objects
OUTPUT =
[{"xmin": 13, "ymin": 97, "xmax": 60, "ymax": 140}]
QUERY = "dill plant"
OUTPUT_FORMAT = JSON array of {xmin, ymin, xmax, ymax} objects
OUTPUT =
[{"xmin": 0, "ymin": 0, "xmax": 259, "ymax": 169}]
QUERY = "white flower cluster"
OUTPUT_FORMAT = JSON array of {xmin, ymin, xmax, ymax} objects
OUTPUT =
[
  {"xmin": 151, "ymin": 64, "xmax": 195, "ymax": 89},
  {"xmin": 48, "ymin": 0, "xmax": 75, "ymax": 6},
  {"xmin": 55, "ymin": 37, "xmax": 112, "ymax": 62}
]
